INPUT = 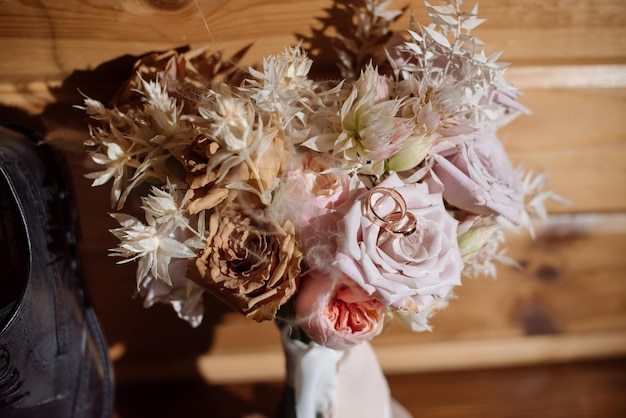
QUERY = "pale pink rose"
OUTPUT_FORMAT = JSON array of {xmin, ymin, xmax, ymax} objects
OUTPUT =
[
  {"xmin": 430, "ymin": 125, "xmax": 524, "ymax": 224},
  {"xmin": 279, "ymin": 150, "xmax": 352, "ymax": 225},
  {"xmin": 334, "ymin": 174, "xmax": 463, "ymax": 313},
  {"xmin": 296, "ymin": 270, "xmax": 386, "ymax": 349},
  {"xmin": 275, "ymin": 151, "xmax": 354, "ymax": 270}
]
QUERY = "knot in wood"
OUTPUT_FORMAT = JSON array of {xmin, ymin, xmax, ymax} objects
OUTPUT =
[{"xmin": 145, "ymin": 0, "xmax": 191, "ymax": 10}]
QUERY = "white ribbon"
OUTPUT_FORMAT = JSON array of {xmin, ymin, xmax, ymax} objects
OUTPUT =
[
  {"xmin": 281, "ymin": 330, "xmax": 342, "ymax": 418},
  {"xmin": 281, "ymin": 329, "xmax": 412, "ymax": 418}
]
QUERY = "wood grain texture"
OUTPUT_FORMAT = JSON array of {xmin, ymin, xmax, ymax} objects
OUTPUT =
[
  {"xmin": 501, "ymin": 88, "xmax": 626, "ymax": 214},
  {"xmin": 112, "ymin": 359, "xmax": 626, "ymax": 418},
  {"xmin": 1, "ymin": 0, "xmax": 625, "ymax": 84}
]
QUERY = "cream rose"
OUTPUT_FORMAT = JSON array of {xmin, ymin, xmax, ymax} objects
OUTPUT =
[
  {"xmin": 334, "ymin": 174, "xmax": 463, "ymax": 313},
  {"xmin": 295, "ymin": 270, "xmax": 385, "ymax": 349}
]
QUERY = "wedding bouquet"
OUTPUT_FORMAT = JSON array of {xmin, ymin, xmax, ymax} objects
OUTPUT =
[{"xmin": 80, "ymin": 0, "xmax": 555, "ymax": 416}]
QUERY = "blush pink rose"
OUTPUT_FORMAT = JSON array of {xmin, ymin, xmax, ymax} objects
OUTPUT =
[
  {"xmin": 295, "ymin": 270, "xmax": 386, "ymax": 350},
  {"xmin": 430, "ymin": 125, "xmax": 524, "ymax": 224},
  {"xmin": 334, "ymin": 174, "xmax": 463, "ymax": 313},
  {"xmin": 280, "ymin": 151, "xmax": 352, "ymax": 224},
  {"xmin": 275, "ymin": 151, "xmax": 354, "ymax": 270}
]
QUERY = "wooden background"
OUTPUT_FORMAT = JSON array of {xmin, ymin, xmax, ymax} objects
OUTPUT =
[{"xmin": 1, "ymin": 0, "xmax": 625, "ymax": 416}]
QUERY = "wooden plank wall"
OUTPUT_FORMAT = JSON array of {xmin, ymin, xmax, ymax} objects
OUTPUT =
[{"xmin": 1, "ymin": 0, "xmax": 625, "ymax": 384}]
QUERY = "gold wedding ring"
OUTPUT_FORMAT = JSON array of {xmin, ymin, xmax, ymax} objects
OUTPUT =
[{"xmin": 365, "ymin": 188, "xmax": 418, "ymax": 237}]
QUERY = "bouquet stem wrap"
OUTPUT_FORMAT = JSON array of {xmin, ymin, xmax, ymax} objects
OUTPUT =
[{"xmin": 279, "ymin": 329, "xmax": 412, "ymax": 418}]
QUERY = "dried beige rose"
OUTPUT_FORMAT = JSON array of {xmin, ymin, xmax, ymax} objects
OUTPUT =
[
  {"xmin": 183, "ymin": 127, "xmax": 287, "ymax": 214},
  {"xmin": 193, "ymin": 209, "xmax": 302, "ymax": 321},
  {"xmin": 183, "ymin": 140, "xmax": 247, "ymax": 214}
]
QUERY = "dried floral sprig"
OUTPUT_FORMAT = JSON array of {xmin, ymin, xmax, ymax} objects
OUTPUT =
[{"xmin": 300, "ymin": 0, "xmax": 407, "ymax": 81}]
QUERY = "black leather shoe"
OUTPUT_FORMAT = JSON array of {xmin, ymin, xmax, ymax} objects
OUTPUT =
[{"xmin": 0, "ymin": 126, "xmax": 113, "ymax": 417}]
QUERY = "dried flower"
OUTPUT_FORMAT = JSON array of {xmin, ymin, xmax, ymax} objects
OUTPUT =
[
  {"xmin": 197, "ymin": 91, "xmax": 255, "ymax": 152},
  {"xmin": 109, "ymin": 212, "xmax": 196, "ymax": 287},
  {"xmin": 194, "ymin": 210, "xmax": 303, "ymax": 321},
  {"xmin": 140, "ymin": 260, "xmax": 206, "ymax": 327}
]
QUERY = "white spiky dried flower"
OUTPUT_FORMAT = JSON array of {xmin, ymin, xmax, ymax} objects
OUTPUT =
[
  {"xmin": 245, "ymin": 46, "xmax": 317, "ymax": 135},
  {"xmin": 197, "ymin": 89, "xmax": 256, "ymax": 152},
  {"xmin": 109, "ymin": 182, "xmax": 200, "ymax": 287}
]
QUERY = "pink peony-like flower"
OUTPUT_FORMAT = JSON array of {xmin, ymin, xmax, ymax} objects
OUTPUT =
[
  {"xmin": 295, "ymin": 270, "xmax": 386, "ymax": 350},
  {"xmin": 334, "ymin": 174, "xmax": 463, "ymax": 313},
  {"xmin": 430, "ymin": 125, "xmax": 524, "ymax": 224}
]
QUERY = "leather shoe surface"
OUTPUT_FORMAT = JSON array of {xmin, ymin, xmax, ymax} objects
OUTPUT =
[{"xmin": 0, "ymin": 126, "xmax": 113, "ymax": 418}]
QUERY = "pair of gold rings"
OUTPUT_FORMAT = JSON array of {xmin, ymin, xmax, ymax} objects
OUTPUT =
[{"xmin": 364, "ymin": 187, "xmax": 417, "ymax": 237}]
